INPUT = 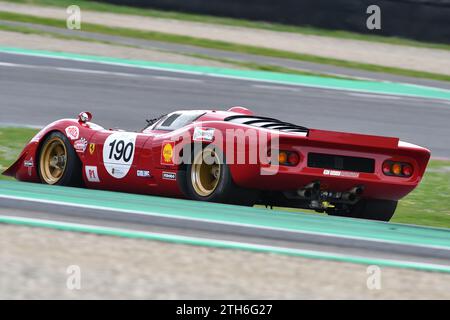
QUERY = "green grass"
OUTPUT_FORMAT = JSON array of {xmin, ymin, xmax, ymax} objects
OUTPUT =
[
  {"xmin": 392, "ymin": 160, "xmax": 450, "ymax": 228},
  {"xmin": 0, "ymin": 127, "xmax": 37, "ymax": 179},
  {"xmin": 0, "ymin": 22, "xmax": 351, "ymax": 79},
  {"xmin": 1, "ymin": 11, "xmax": 450, "ymax": 82},
  {"xmin": 1, "ymin": 127, "xmax": 449, "ymax": 228},
  {"xmin": 5, "ymin": 0, "xmax": 450, "ymax": 51}
]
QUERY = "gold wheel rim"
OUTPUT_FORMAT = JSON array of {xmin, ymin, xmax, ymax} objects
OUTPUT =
[
  {"xmin": 39, "ymin": 137, "xmax": 67, "ymax": 184},
  {"xmin": 191, "ymin": 148, "xmax": 221, "ymax": 197}
]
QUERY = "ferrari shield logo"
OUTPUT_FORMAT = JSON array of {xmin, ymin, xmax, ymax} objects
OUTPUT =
[
  {"xmin": 161, "ymin": 141, "xmax": 175, "ymax": 165},
  {"xmin": 89, "ymin": 143, "xmax": 95, "ymax": 155}
]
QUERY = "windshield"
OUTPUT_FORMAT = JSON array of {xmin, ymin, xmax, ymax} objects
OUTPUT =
[{"xmin": 151, "ymin": 110, "xmax": 206, "ymax": 131}]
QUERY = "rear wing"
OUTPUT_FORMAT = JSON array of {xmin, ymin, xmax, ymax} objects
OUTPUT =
[{"xmin": 307, "ymin": 129, "xmax": 399, "ymax": 149}]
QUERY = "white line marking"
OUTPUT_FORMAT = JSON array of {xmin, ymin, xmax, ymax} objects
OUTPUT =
[
  {"xmin": 56, "ymin": 67, "xmax": 139, "ymax": 77},
  {"xmin": 1, "ymin": 59, "xmax": 204, "ymax": 81},
  {"xmin": 0, "ymin": 61, "xmax": 20, "ymax": 67},
  {"xmin": 0, "ymin": 194, "xmax": 449, "ymax": 251},
  {"xmin": 252, "ymin": 84, "xmax": 301, "ymax": 92},
  {"xmin": 0, "ymin": 61, "xmax": 35, "ymax": 68},
  {"xmin": 3, "ymin": 50, "xmax": 449, "ymax": 102},
  {"xmin": 56, "ymin": 67, "xmax": 109, "ymax": 75}
]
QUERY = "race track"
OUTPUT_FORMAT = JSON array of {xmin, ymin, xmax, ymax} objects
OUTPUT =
[
  {"xmin": 1, "ymin": 51, "xmax": 450, "ymax": 157},
  {"xmin": 1, "ymin": 181, "xmax": 450, "ymax": 272},
  {"xmin": 1, "ymin": 50, "xmax": 450, "ymax": 273}
]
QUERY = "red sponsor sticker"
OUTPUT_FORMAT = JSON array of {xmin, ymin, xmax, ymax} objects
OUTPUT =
[
  {"xmin": 74, "ymin": 138, "xmax": 88, "ymax": 153},
  {"xmin": 85, "ymin": 166, "xmax": 100, "ymax": 182},
  {"xmin": 65, "ymin": 126, "xmax": 79, "ymax": 140}
]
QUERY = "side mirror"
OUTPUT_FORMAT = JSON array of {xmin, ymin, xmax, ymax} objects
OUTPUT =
[{"xmin": 78, "ymin": 111, "xmax": 92, "ymax": 123}]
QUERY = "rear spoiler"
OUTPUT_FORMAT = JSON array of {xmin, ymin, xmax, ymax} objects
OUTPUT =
[{"xmin": 307, "ymin": 129, "xmax": 399, "ymax": 149}]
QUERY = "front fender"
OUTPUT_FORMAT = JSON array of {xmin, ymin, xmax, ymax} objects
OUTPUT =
[{"xmin": 2, "ymin": 119, "xmax": 103, "ymax": 181}]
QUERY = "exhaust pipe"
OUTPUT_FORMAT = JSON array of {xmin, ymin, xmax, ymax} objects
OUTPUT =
[
  {"xmin": 349, "ymin": 186, "xmax": 364, "ymax": 196},
  {"xmin": 342, "ymin": 186, "xmax": 364, "ymax": 202},
  {"xmin": 297, "ymin": 181, "xmax": 320, "ymax": 199},
  {"xmin": 297, "ymin": 189, "xmax": 313, "ymax": 199},
  {"xmin": 305, "ymin": 181, "xmax": 320, "ymax": 191}
]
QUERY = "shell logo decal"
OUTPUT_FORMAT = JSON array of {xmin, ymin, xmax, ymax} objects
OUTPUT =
[{"xmin": 161, "ymin": 141, "xmax": 175, "ymax": 165}]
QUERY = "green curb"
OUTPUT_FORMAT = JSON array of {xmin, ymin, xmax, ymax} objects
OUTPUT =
[
  {"xmin": 1, "ymin": 181, "xmax": 450, "ymax": 249},
  {"xmin": 1, "ymin": 46, "xmax": 450, "ymax": 101},
  {"xmin": 1, "ymin": 215, "xmax": 450, "ymax": 273}
]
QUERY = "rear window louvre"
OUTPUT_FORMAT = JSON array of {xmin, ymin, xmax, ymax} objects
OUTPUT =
[{"xmin": 225, "ymin": 115, "xmax": 309, "ymax": 133}]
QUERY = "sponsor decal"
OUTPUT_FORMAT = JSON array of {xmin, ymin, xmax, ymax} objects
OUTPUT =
[
  {"xmin": 162, "ymin": 171, "xmax": 176, "ymax": 180},
  {"xmin": 65, "ymin": 126, "xmax": 79, "ymax": 140},
  {"xmin": 24, "ymin": 157, "xmax": 34, "ymax": 176},
  {"xmin": 161, "ymin": 141, "xmax": 175, "ymax": 165},
  {"xmin": 85, "ymin": 165, "xmax": 100, "ymax": 182},
  {"xmin": 193, "ymin": 127, "xmax": 215, "ymax": 142},
  {"xmin": 323, "ymin": 169, "xmax": 359, "ymax": 178},
  {"xmin": 74, "ymin": 138, "xmax": 88, "ymax": 153},
  {"xmin": 23, "ymin": 157, "xmax": 34, "ymax": 167},
  {"xmin": 137, "ymin": 170, "xmax": 151, "ymax": 178},
  {"xmin": 102, "ymin": 132, "xmax": 137, "ymax": 179},
  {"xmin": 89, "ymin": 143, "xmax": 95, "ymax": 155}
]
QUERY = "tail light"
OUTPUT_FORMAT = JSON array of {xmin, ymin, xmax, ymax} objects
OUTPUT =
[
  {"xmin": 382, "ymin": 161, "xmax": 414, "ymax": 177},
  {"xmin": 276, "ymin": 150, "xmax": 300, "ymax": 166},
  {"xmin": 382, "ymin": 162, "xmax": 391, "ymax": 175},
  {"xmin": 402, "ymin": 164, "xmax": 413, "ymax": 176},
  {"xmin": 288, "ymin": 152, "xmax": 300, "ymax": 166}
]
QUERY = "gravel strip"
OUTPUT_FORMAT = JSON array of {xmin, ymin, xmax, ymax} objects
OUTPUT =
[
  {"xmin": 1, "ymin": 224, "xmax": 449, "ymax": 299},
  {"xmin": 0, "ymin": 1, "xmax": 449, "ymax": 75}
]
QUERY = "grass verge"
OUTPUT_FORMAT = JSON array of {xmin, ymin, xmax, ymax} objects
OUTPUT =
[
  {"xmin": 0, "ymin": 127, "xmax": 37, "ymax": 177},
  {"xmin": 392, "ymin": 160, "xmax": 450, "ymax": 228},
  {"xmin": 0, "ymin": 23, "xmax": 351, "ymax": 79},
  {"xmin": 1, "ymin": 11, "xmax": 450, "ymax": 82},
  {"xmin": 5, "ymin": 0, "xmax": 450, "ymax": 51},
  {"xmin": 1, "ymin": 127, "xmax": 449, "ymax": 228}
]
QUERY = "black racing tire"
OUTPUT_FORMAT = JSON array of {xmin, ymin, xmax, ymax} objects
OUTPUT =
[
  {"xmin": 330, "ymin": 199, "xmax": 397, "ymax": 221},
  {"xmin": 184, "ymin": 144, "xmax": 257, "ymax": 206},
  {"xmin": 37, "ymin": 131, "xmax": 82, "ymax": 186}
]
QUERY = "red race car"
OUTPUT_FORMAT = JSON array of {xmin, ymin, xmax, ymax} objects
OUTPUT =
[{"xmin": 3, "ymin": 107, "xmax": 430, "ymax": 221}]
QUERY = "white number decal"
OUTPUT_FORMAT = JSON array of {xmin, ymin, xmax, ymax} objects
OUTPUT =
[{"xmin": 103, "ymin": 132, "xmax": 137, "ymax": 179}]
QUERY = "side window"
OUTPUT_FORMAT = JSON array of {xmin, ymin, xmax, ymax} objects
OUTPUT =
[
  {"xmin": 159, "ymin": 114, "xmax": 180, "ymax": 129},
  {"xmin": 153, "ymin": 111, "xmax": 205, "ymax": 131}
]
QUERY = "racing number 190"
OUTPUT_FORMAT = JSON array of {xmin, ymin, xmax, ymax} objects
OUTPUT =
[{"xmin": 108, "ymin": 139, "xmax": 133, "ymax": 162}]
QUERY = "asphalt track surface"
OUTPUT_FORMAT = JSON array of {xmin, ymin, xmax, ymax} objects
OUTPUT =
[
  {"xmin": 1, "ymin": 181, "xmax": 450, "ymax": 271},
  {"xmin": 2, "ymin": 20, "xmax": 450, "ymax": 91},
  {"xmin": 1, "ymin": 51, "xmax": 450, "ymax": 271},
  {"xmin": 1, "ymin": 51, "xmax": 450, "ymax": 158}
]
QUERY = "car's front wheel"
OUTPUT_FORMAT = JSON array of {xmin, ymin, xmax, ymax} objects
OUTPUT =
[{"xmin": 38, "ymin": 131, "xmax": 82, "ymax": 186}]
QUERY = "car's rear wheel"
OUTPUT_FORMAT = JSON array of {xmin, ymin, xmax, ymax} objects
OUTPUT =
[
  {"xmin": 38, "ymin": 131, "xmax": 82, "ymax": 186},
  {"xmin": 329, "ymin": 199, "xmax": 397, "ymax": 221},
  {"xmin": 184, "ymin": 145, "xmax": 257, "ymax": 205}
]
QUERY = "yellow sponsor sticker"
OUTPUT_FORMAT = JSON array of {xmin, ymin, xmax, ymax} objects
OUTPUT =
[{"xmin": 161, "ymin": 141, "xmax": 175, "ymax": 165}]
